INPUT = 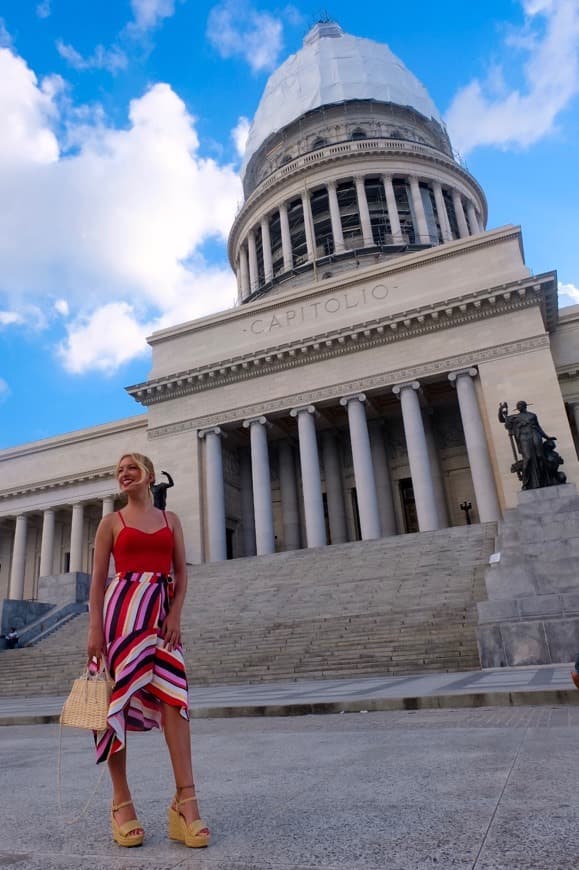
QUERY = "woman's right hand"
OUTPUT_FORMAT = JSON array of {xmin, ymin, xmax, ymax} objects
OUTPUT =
[{"xmin": 87, "ymin": 625, "xmax": 106, "ymax": 662}]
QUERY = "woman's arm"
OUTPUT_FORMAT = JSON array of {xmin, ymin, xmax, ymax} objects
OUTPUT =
[
  {"xmin": 86, "ymin": 514, "xmax": 114, "ymax": 661},
  {"xmin": 160, "ymin": 511, "xmax": 187, "ymax": 651}
]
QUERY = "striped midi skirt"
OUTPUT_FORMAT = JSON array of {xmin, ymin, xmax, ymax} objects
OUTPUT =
[{"xmin": 95, "ymin": 571, "xmax": 189, "ymax": 764}]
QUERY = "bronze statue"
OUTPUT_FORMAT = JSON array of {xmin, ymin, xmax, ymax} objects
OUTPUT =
[
  {"xmin": 498, "ymin": 401, "xmax": 566, "ymax": 489},
  {"xmin": 151, "ymin": 470, "xmax": 174, "ymax": 510}
]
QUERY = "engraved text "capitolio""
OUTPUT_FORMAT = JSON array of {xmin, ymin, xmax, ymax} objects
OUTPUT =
[{"xmin": 247, "ymin": 285, "xmax": 389, "ymax": 335}]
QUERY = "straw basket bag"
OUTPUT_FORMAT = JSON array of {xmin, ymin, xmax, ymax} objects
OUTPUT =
[{"xmin": 60, "ymin": 665, "xmax": 113, "ymax": 731}]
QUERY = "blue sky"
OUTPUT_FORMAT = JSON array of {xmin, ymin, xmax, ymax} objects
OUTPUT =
[{"xmin": 0, "ymin": 0, "xmax": 578, "ymax": 449}]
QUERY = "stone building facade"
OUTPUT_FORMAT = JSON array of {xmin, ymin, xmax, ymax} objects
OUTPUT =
[{"xmin": 2, "ymin": 22, "xmax": 579, "ymax": 604}]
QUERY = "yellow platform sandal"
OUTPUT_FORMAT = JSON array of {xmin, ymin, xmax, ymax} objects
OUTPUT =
[
  {"xmin": 111, "ymin": 799, "xmax": 144, "ymax": 847},
  {"xmin": 167, "ymin": 785, "xmax": 210, "ymax": 848}
]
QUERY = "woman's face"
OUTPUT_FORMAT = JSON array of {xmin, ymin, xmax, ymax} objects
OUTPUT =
[{"xmin": 117, "ymin": 457, "xmax": 153, "ymax": 494}]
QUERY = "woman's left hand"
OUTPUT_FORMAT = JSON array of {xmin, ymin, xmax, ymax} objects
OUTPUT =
[{"xmin": 160, "ymin": 610, "xmax": 182, "ymax": 652}]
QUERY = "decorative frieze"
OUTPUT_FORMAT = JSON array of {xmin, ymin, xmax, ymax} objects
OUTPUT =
[
  {"xmin": 0, "ymin": 467, "xmax": 115, "ymax": 502},
  {"xmin": 131, "ymin": 277, "xmax": 554, "ymax": 408},
  {"xmin": 148, "ymin": 333, "xmax": 550, "ymax": 440}
]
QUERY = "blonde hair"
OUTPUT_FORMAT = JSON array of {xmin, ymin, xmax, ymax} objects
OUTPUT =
[{"xmin": 116, "ymin": 453, "xmax": 156, "ymax": 489}]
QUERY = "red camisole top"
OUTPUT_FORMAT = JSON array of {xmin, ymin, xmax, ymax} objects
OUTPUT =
[{"xmin": 113, "ymin": 511, "xmax": 174, "ymax": 574}]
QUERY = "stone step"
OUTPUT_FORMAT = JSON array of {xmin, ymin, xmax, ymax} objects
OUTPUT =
[{"xmin": 0, "ymin": 524, "xmax": 495, "ymax": 697}]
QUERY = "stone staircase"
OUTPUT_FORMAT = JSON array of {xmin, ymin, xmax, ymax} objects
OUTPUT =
[{"xmin": 0, "ymin": 523, "xmax": 496, "ymax": 697}]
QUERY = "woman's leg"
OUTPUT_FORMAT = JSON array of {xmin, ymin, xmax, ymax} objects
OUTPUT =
[
  {"xmin": 108, "ymin": 747, "xmax": 143, "ymax": 835},
  {"xmin": 162, "ymin": 702, "xmax": 209, "ymax": 832}
]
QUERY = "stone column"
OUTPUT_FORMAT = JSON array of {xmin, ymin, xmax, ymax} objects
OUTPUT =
[
  {"xmin": 321, "ymin": 432, "xmax": 348, "ymax": 544},
  {"xmin": 9, "ymin": 515, "xmax": 28, "ymax": 600},
  {"xmin": 247, "ymin": 229, "xmax": 258, "ymax": 292},
  {"xmin": 279, "ymin": 202, "xmax": 293, "ymax": 271},
  {"xmin": 243, "ymin": 416, "xmax": 275, "ymax": 555},
  {"xmin": 69, "ymin": 503, "xmax": 85, "ymax": 572},
  {"xmin": 368, "ymin": 422, "xmax": 397, "ymax": 536},
  {"xmin": 409, "ymin": 176, "xmax": 430, "ymax": 244},
  {"xmin": 239, "ymin": 447, "xmax": 256, "ymax": 557},
  {"xmin": 290, "ymin": 405, "xmax": 326, "ymax": 548},
  {"xmin": 199, "ymin": 427, "xmax": 227, "ymax": 562},
  {"xmin": 392, "ymin": 381, "xmax": 439, "ymax": 532},
  {"xmin": 101, "ymin": 496, "xmax": 115, "ymax": 517},
  {"xmin": 449, "ymin": 368, "xmax": 501, "ymax": 522},
  {"xmin": 354, "ymin": 176, "xmax": 374, "ymax": 247},
  {"xmin": 423, "ymin": 411, "xmax": 449, "ymax": 528},
  {"xmin": 301, "ymin": 190, "xmax": 316, "ymax": 262},
  {"xmin": 39, "ymin": 509, "xmax": 56, "ymax": 578},
  {"xmin": 327, "ymin": 181, "xmax": 345, "ymax": 253},
  {"xmin": 340, "ymin": 394, "xmax": 381, "ymax": 540},
  {"xmin": 239, "ymin": 244, "xmax": 250, "ymax": 300},
  {"xmin": 452, "ymin": 190, "xmax": 469, "ymax": 238},
  {"xmin": 278, "ymin": 441, "xmax": 301, "ymax": 550},
  {"xmin": 382, "ymin": 174, "xmax": 402, "ymax": 243},
  {"xmin": 261, "ymin": 216, "xmax": 273, "ymax": 283},
  {"xmin": 432, "ymin": 181, "xmax": 452, "ymax": 242},
  {"xmin": 465, "ymin": 201, "xmax": 478, "ymax": 236}
]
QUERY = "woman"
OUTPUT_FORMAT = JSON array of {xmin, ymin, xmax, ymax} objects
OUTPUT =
[{"xmin": 87, "ymin": 452, "xmax": 210, "ymax": 849}]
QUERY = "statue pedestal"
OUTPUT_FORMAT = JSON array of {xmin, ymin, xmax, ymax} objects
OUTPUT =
[{"xmin": 477, "ymin": 484, "xmax": 579, "ymax": 667}]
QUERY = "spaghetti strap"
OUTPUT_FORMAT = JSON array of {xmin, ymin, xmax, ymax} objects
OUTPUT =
[
  {"xmin": 117, "ymin": 511, "xmax": 127, "ymax": 528},
  {"xmin": 162, "ymin": 511, "xmax": 169, "ymax": 528}
]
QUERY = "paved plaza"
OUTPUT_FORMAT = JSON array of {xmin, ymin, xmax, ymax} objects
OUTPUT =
[
  {"xmin": 1, "ymin": 700, "xmax": 579, "ymax": 869},
  {"xmin": 0, "ymin": 663, "xmax": 577, "ymax": 725}
]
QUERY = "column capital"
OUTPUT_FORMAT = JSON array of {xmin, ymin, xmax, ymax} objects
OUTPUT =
[
  {"xmin": 448, "ymin": 367, "xmax": 478, "ymax": 385},
  {"xmin": 243, "ymin": 415, "xmax": 269, "ymax": 428},
  {"xmin": 198, "ymin": 425, "xmax": 225, "ymax": 439},
  {"xmin": 290, "ymin": 404, "xmax": 316, "ymax": 418},
  {"xmin": 340, "ymin": 392, "xmax": 367, "ymax": 407},
  {"xmin": 392, "ymin": 380, "xmax": 421, "ymax": 397}
]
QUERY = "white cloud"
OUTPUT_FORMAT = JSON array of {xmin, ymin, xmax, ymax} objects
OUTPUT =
[
  {"xmin": 558, "ymin": 281, "xmax": 579, "ymax": 306},
  {"xmin": 58, "ymin": 302, "xmax": 151, "ymax": 374},
  {"xmin": 56, "ymin": 41, "xmax": 128, "ymax": 74},
  {"xmin": 0, "ymin": 377, "xmax": 10, "ymax": 402},
  {"xmin": 0, "ymin": 48, "xmax": 60, "ymax": 166},
  {"xmin": 129, "ymin": 0, "xmax": 177, "ymax": 32},
  {"xmin": 232, "ymin": 115, "xmax": 250, "ymax": 156},
  {"xmin": 207, "ymin": 1, "xmax": 284, "ymax": 72},
  {"xmin": 57, "ymin": 0, "xmax": 178, "ymax": 76},
  {"xmin": 0, "ymin": 310, "xmax": 24, "ymax": 326},
  {"xmin": 0, "ymin": 44, "xmax": 242, "ymax": 373},
  {"xmin": 445, "ymin": 0, "xmax": 579, "ymax": 154},
  {"xmin": 36, "ymin": 0, "xmax": 51, "ymax": 19},
  {"xmin": 0, "ymin": 19, "xmax": 13, "ymax": 49}
]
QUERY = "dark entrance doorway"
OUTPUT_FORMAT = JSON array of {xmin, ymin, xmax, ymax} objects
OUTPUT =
[{"xmin": 399, "ymin": 478, "xmax": 419, "ymax": 533}]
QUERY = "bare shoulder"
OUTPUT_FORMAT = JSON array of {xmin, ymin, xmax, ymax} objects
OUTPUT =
[
  {"xmin": 165, "ymin": 510, "xmax": 183, "ymax": 532},
  {"xmin": 95, "ymin": 511, "xmax": 117, "ymax": 542}
]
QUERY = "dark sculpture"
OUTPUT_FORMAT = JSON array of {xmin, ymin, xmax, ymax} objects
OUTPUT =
[
  {"xmin": 459, "ymin": 500, "xmax": 473, "ymax": 525},
  {"xmin": 498, "ymin": 401, "xmax": 566, "ymax": 490},
  {"xmin": 151, "ymin": 470, "xmax": 174, "ymax": 510}
]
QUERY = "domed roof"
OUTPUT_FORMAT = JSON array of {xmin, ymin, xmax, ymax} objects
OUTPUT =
[{"xmin": 241, "ymin": 22, "xmax": 444, "ymax": 179}]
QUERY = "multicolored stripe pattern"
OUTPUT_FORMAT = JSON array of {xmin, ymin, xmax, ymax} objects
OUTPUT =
[{"xmin": 95, "ymin": 571, "xmax": 189, "ymax": 764}]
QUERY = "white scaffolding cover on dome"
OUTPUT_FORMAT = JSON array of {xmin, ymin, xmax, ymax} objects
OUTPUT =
[{"xmin": 241, "ymin": 23, "xmax": 444, "ymax": 179}]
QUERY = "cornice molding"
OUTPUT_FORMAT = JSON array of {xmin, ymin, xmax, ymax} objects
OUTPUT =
[
  {"xmin": 148, "ymin": 333, "xmax": 550, "ymax": 439},
  {"xmin": 129, "ymin": 275, "xmax": 554, "ymax": 408},
  {"xmin": 0, "ymin": 466, "xmax": 116, "ymax": 502},
  {"xmin": 0, "ymin": 415, "xmax": 147, "ymax": 461}
]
